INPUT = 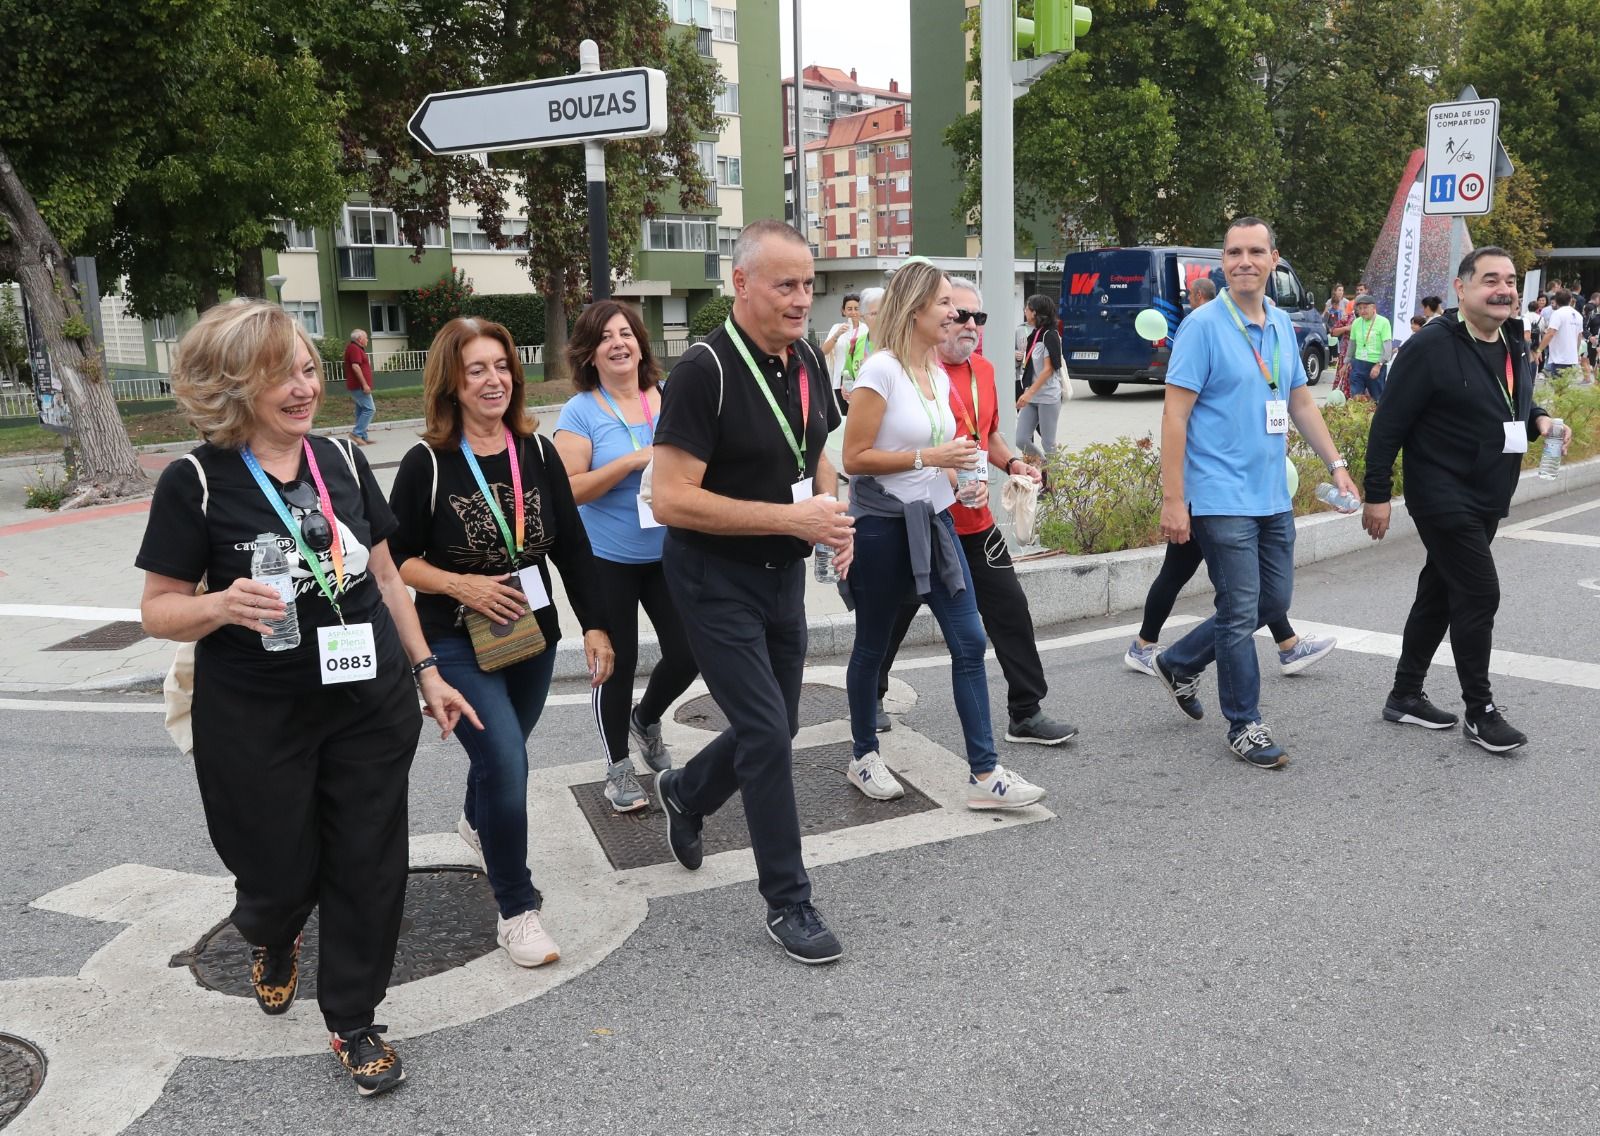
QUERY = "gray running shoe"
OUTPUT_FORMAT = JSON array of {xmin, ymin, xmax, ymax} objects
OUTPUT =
[
  {"xmin": 604, "ymin": 760, "xmax": 649, "ymax": 813},
  {"xmin": 629, "ymin": 705, "xmax": 672, "ymax": 772}
]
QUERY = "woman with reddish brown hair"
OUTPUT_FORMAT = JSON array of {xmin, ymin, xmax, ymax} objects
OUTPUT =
[
  {"xmin": 553, "ymin": 300, "xmax": 700, "ymax": 813},
  {"xmin": 387, "ymin": 317, "xmax": 614, "ymax": 971}
]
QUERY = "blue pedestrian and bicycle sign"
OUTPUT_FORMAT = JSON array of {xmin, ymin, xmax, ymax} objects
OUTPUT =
[{"xmin": 1422, "ymin": 98, "xmax": 1499, "ymax": 217}]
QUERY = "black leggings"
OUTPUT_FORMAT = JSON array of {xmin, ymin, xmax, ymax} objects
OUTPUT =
[
  {"xmin": 590, "ymin": 555, "xmax": 700, "ymax": 763},
  {"xmin": 1140, "ymin": 536, "xmax": 1295, "ymax": 645}
]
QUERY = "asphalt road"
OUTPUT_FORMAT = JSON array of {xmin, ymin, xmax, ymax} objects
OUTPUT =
[{"xmin": 5, "ymin": 483, "xmax": 1599, "ymax": 1135}]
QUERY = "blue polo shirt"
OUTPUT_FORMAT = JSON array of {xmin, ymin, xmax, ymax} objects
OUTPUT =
[{"xmin": 1166, "ymin": 293, "xmax": 1306, "ymax": 517}]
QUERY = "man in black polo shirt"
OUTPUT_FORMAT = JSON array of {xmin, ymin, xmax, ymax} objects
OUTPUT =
[{"xmin": 650, "ymin": 220, "xmax": 853, "ymax": 964}]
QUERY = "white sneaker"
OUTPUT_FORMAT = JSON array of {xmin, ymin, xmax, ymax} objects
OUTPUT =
[
  {"xmin": 846, "ymin": 751, "xmax": 905, "ymax": 800},
  {"xmin": 966, "ymin": 764, "xmax": 1046, "ymax": 810},
  {"xmin": 457, "ymin": 812, "xmax": 482, "ymax": 866},
  {"xmin": 497, "ymin": 909, "xmax": 560, "ymax": 968}
]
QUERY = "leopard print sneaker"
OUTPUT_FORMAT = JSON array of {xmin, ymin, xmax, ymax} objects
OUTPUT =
[
  {"xmin": 249, "ymin": 934, "xmax": 301, "ymax": 1016},
  {"xmin": 331, "ymin": 1025, "xmax": 406, "ymax": 1097}
]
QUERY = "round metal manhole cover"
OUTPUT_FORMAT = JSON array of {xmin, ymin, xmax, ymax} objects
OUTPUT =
[
  {"xmin": 675, "ymin": 682, "xmax": 849, "ymax": 733},
  {"xmin": 173, "ymin": 867, "xmax": 498, "ymax": 999},
  {"xmin": 0, "ymin": 1034, "xmax": 45, "ymax": 1131}
]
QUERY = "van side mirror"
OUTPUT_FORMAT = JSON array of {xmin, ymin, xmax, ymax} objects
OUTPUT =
[{"xmin": 1307, "ymin": 291, "xmax": 1317, "ymax": 309}]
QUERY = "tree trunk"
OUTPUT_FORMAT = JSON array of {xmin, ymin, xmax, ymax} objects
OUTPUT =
[
  {"xmin": 0, "ymin": 145, "xmax": 146, "ymax": 503},
  {"xmin": 541, "ymin": 266, "xmax": 569, "ymax": 385},
  {"xmin": 196, "ymin": 280, "xmax": 222, "ymax": 313},
  {"xmin": 234, "ymin": 246, "xmax": 265, "ymax": 301}
]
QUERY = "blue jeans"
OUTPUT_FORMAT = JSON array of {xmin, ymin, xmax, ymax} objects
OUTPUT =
[
  {"xmin": 433, "ymin": 632, "xmax": 556, "ymax": 918},
  {"xmin": 350, "ymin": 390, "xmax": 376, "ymax": 439},
  {"xmin": 1161, "ymin": 512, "xmax": 1295, "ymax": 732},
  {"xmin": 1348, "ymin": 359, "xmax": 1386, "ymax": 401},
  {"xmin": 846, "ymin": 511, "xmax": 997, "ymax": 775}
]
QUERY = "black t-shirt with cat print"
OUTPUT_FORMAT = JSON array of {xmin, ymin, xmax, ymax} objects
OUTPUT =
[{"xmin": 387, "ymin": 433, "xmax": 607, "ymax": 645}]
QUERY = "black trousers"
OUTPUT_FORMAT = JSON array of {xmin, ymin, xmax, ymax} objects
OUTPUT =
[
  {"xmin": 875, "ymin": 524, "xmax": 1049, "ymax": 724},
  {"xmin": 663, "ymin": 536, "xmax": 810, "ymax": 910},
  {"xmin": 191, "ymin": 656, "xmax": 421, "ymax": 1033},
  {"xmin": 1392, "ymin": 511, "xmax": 1502, "ymax": 711},
  {"xmin": 1140, "ymin": 534, "xmax": 1296, "ymax": 645},
  {"xmin": 588, "ymin": 555, "xmax": 700, "ymax": 763}
]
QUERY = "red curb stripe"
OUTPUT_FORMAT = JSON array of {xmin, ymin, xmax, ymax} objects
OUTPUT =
[{"xmin": 0, "ymin": 498, "xmax": 152, "ymax": 537}]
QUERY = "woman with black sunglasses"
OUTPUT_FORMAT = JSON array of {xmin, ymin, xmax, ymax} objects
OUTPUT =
[{"xmin": 138, "ymin": 300, "xmax": 479, "ymax": 1099}]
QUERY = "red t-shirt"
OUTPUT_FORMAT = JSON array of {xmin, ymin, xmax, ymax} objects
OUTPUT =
[
  {"xmin": 941, "ymin": 353, "xmax": 999, "ymax": 536},
  {"xmin": 343, "ymin": 343, "xmax": 372, "ymax": 391}
]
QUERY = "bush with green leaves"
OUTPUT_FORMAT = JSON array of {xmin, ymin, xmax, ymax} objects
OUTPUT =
[
  {"xmin": 689, "ymin": 295, "xmax": 733, "ymax": 339},
  {"xmin": 463, "ymin": 294, "xmax": 547, "ymax": 348},
  {"xmin": 401, "ymin": 269, "xmax": 475, "ymax": 349}
]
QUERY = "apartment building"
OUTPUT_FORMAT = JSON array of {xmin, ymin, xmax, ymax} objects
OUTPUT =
[
  {"xmin": 787, "ymin": 105, "xmax": 913, "ymax": 259},
  {"xmin": 781, "ymin": 65, "xmax": 910, "ymax": 150}
]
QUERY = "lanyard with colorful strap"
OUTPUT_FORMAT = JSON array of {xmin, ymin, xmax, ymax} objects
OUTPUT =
[
  {"xmin": 1495, "ymin": 329, "xmax": 1516, "ymax": 414},
  {"xmin": 726, "ymin": 318, "xmax": 811, "ymax": 478},
  {"xmin": 596, "ymin": 386, "xmax": 655, "ymax": 451},
  {"xmin": 943, "ymin": 359, "xmax": 982, "ymax": 439},
  {"xmin": 240, "ymin": 439, "xmax": 346, "ymax": 621},
  {"xmin": 1219, "ymin": 291, "xmax": 1282, "ymax": 394},
  {"xmin": 459, "ymin": 428, "xmax": 525, "ymax": 564}
]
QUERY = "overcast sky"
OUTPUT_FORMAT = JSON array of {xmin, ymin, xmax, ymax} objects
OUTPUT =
[{"xmin": 778, "ymin": 0, "xmax": 913, "ymax": 91}]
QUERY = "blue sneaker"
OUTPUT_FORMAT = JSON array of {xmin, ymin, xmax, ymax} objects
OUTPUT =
[
  {"xmin": 1124, "ymin": 639, "xmax": 1158, "ymax": 676},
  {"xmin": 1278, "ymin": 634, "xmax": 1336, "ymax": 675},
  {"xmin": 1228, "ymin": 721, "xmax": 1288, "ymax": 769}
]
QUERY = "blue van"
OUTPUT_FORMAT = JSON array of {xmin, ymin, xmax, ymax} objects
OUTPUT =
[{"xmin": 1058, "ymin": 246, "xmax": 1331, "ymax": 395}]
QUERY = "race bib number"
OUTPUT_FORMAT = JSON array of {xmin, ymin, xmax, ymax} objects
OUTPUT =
[
  {"xmin": 1265, "ymin": 399, "xmax": 1289, "ymax": 435},
  {"xmin": 1502, "ymin": 421, "xmax": 1528, "ymax": 454},
  {"xmin": 791, "ymin": 477, "xmax": 816, "ymax": 503},
  {"xmin": 518, "ymin": 566, "xmax": 552, "ymax": 611},
  {"xmin": 318, "ymin": 622, "xmax": 376, "ymax": 685}
]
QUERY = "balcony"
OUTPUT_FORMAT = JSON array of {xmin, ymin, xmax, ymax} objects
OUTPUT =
[
  {"xmin": 696, "ymin": 26, "xmax": 712, "ymax": 55},
  {"xmin": 705, "ymin": 252, "xmax": 722, "ymax": 281},
  {"xmin": 337, "ymin": 247, "xmax": 376, "ymax": 281}
]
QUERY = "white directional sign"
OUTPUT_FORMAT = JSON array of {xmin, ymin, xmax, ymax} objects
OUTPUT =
[
  {"xmin": 1422, "ymin": 97, "xmax": 1500, "ymax": 216},
  {"xmin": 409, "ymin": 68, "xmax": 668, "ymax": 155}
]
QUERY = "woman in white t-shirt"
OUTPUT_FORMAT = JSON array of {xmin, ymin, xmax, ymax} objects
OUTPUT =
[
  {"xmin": 840, "ymin": 261, "xmax": 1046, "ymax": 812},
  {"xmin": 820, "ymin": 292, "xmax": 864, "ymax": 414}
]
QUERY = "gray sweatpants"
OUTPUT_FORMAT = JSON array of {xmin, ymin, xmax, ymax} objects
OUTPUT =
[{"xmin": 1016, "ymin": 400, "xmax": 1061, "ymax": 456}]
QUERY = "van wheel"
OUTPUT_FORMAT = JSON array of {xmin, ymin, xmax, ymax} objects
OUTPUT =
[
  {"xmin": 1302, "ymin": 344, "xmax": 1325, "ymax": 386},
  {"xmin": 1088, "ymin": 381, "xmax": 1119, "ymax": 397}
]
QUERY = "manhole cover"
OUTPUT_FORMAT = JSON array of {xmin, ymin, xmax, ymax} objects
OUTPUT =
[
  {"xmin": 572, "ymin": 740, "xmax": 939, "ymax": 871},
  {"xmin": 173, "ymin": 867, "xmax": 498, "ymax": 998},
  {"xmin": 42, "ymin": 621, "xmax": 149, "ymax": 652},
  {"xmin": 0, "ymin": 1034, "xmax": 45, "ymax": 1131},
  {"xmin": 674, "ymin": 682, "xmax": 849, "ymax": 733}
]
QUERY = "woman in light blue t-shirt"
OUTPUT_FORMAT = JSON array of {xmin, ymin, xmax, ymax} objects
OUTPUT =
[{"xmin": 552, "ymin": 300, "xmax": 699, "ymax": 815}]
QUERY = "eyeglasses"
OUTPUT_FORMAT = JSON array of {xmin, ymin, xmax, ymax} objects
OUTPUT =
[
  {"xmin": 280, "ymin": 481, "xmax": 334, "ymax": 553},
  {"xmin": 953, "ymin": 308, "xmax": 989, "ymax": 326}
]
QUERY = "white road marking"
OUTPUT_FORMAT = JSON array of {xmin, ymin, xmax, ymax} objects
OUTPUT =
[
  {"xmin": 1503, "ymin": 529, "xmax": 1600, "ymax": 548},
  {"xmin": 0, "ymin": 698, "xmax": 164, "ymax": 713},
  {"xmin": 1498, "ymin": 496, "xmax": 1600, "ymax": 535},
  {"xmin": 0, "ymin": 603, "xmax": 143, "ymax": 621}
]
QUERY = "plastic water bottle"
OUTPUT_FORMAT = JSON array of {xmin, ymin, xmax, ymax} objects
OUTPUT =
[
  {"xmin": 1538, "ymin": 418, "xmax": 1565, "ymax": 480},
  {"xmin": 250, "ymin": 533, "xmax": 301, "ymax": 651},
  {"xmin": 813, "ymin": 542, "xmax": 838, "ymax": 583},
  {"xmin": 1314, "ymin": 482, "xmax": 1361, "ymax": 513},
  {"xmin": 956, "ymin": 449, "xmax": 988, "ymax": 506}
]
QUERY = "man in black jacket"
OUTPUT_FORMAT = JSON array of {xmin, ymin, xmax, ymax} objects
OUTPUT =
[{"xmin": 1362, "ymin": 246, "xmax": 1570, "ymax": 753}]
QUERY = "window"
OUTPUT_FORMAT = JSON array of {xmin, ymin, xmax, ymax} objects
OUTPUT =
[
  {"xmin": 893, "ymin": 143, "xmax": 909, "ymax": 159},
  {"xmin": 641, "ymin": 213, "xmax": 717, "ymax": 252},
  {"xmin": 450, "ymin": 217, "xmax": 528, "ymax": 252},
  {"xmin": 274, "ymin": 220, "xmax": 317, "ymax": 250},
  {"xmin": 662, "ymin": 296, "xmax": 689, "ymax": 326},
  {"xmin": 894, "ymin": 175, "xmax": 910, "ymax": 192},
  {"xmin": 711, "ymin": 5, "xmax": 737, "ymax": 41},
  {"xmin": 857, "ymin": 211, "xmax": 869, "ymax": 226},
  {"xmin": 1272, "ymin": 266, "xmax": 1304, "ymax": 307},
  {"xmin": 897, "ymin": 241, "xmax": 912, "ymax": 255},
  {"xmin": 856, "ymin": 145, "xmax": 871, "ymax": 161},
  {"xmin": 805, "ymin": 180, "xmax": 820, "ymax": 198},
  {"xmin": 897, "ymin": 209, "xmax": 910, "ymax": 224},
  {"xmin": 282, "ymin": 301, "xmax": 323, "ymax": 337},
  {"xmin": 343, "ymin": 205, "xmax": 395, "ymax": 246},
  {"xmin": 857, "ymin": 242, "xmax": 871, "ymax": 256},
  {"xmin": 369, "ymin": 301, "xmax": 405, "ymax": 336},
  {"xmin": 154, "ymin": 315, "xmax": 181, "ymax": 341},
  {"xmin": 856, "ymin": 175, "xmax": 868, "ymax": 192},
  {"xmin": 714, "ymin": 83, "xmax": 740, "ymax": 114},
  {"xmin": 694, "ymin": 140, "xmax": 717, "ymax": 183},
  {"xmin": 716, "ymin": 156, "xmax": 742, "ymax": 187},
  {"xmin": 718, "ymin": 226, "xmax": 739, "ymax": 256},
  {"xmin": 670, "ymin": 0, "xmax": 709, "ymax": 25}
]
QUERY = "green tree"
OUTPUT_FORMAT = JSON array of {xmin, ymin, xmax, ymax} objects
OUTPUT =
[
  {"xmin": 1466, "ymin": 158, "xmax": 1547, "ymax": 273},
  {"xmin": 0, "ymin": 286, "xmax": 25, "ymax": 385}
]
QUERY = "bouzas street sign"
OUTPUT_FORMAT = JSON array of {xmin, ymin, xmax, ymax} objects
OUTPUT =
[
  {"xmin": 1422, "ymin": 97, "xmax": 1500, "ymax": 217},
  {"xmin": 409, "ymin": 68, "xmax": 668, "ymax": 155}
]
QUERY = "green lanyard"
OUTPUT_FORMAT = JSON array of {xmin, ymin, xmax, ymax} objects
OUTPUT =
[
  {"xmin": 845, "ymin": 330, "xmax": 872, "ymax": 377},
  {"xmin": 725, "ymin": 318, "xmax": 809, "ymax": 478},
  {"xmin": 1219, "ymin": 291, "xmax": 1281, "ymax": 394},
  {"xmin": 907, "ymin": 361, "xmax": 946, "ymax": 446}
]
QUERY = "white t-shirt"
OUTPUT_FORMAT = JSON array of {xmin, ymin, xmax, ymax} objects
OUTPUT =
[
  {"xmin": 826, "ymin": 321, "xmax": 868, "ymax": 389},
  {"xmin": 1546, "ymin": 305, "xmax": 1584, "ymax": 366},
  {"xmin": 853, "ymin": 351, "xmax": 958, "ymax": 510}
]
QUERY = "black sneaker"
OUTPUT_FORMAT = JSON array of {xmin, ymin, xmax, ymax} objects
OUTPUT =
[
  {"xmin": 875, "ymin": 701, "xmax": 893, "ymax": 733},
  {"xmin": 1154, "ymin": 652, "xmax": 1204, "ymax": 721},
  {"xmin": 1463, "ymin": 706, "xmax": 1527, "ymax": 753},
  {"xmin": 330, "ymin": 1025, "xmax": 405, "ymax": 1098},
  {"xmin": 249, "ymin": 934, "xmax": 301, "ymax": 1016},
  {"xmin": 1004, "ymin": 710, "xmax": 1080, "ymax": 745},
  {"xmin": 1227, "ymin": 721, "xmax": 1289, "ymax": 769},
  {"xmin": 1383, "ymin": 691, "xmax": 1459, "ymax": 730},
  {"xmin": 765, "ymin": 901, "xmax": 843, "ymax": 965},
  {"xmin": 655, "ymin": 768, "xmax": 703, "ymax": 870}
]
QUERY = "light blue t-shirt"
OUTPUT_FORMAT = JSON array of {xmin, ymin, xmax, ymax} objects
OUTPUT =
[
  {"xmin": 1165, "ymin": 293, "xmax": 1307, "ymax": 517},
  {"xmin": 553, "ymin": 391, "xmax": 664, "ymax": 564}
]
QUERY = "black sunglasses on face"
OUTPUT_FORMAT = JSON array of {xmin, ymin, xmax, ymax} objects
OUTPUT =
[
  {"xmin": 953, "ymin": 308, "xmax": 989, "ymax": 326},
  {"xmin": 280, "ymin": 480, "xmax": 334, "ymax": 553}
]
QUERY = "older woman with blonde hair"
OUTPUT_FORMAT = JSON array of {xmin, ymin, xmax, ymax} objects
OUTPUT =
[
  {"xmin": 841, "ymin": 261, "xmax": 1047, "ymax": 810},
  {"xmin": 387, "ymin": 317, "xmax": 613, "ymax": 973},
  {"xmin": 137, "ymin": 299, "xmax": 479, "ymax": 1099}
]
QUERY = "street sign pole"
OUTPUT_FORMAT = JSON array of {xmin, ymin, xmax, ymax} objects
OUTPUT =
[{"xmin": 579, "ymin": 41, "xmax": 611, "ymax": 300}]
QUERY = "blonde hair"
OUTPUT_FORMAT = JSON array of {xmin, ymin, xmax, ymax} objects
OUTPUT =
[
  {"xmin": 170, "ymin": 299, "xmax": 323, "ymax": 450},
  {"xmin": 421, "ymin": 317, "xmax": 536, "ymax": 448},
  {"xmin": 874, "ymin": 261, "xmax": 948, "ymax": 381}
]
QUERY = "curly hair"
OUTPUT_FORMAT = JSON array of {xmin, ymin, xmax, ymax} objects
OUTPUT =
[
  {"xmin": 565, "ymin": 300, "xmax": 662, "ymax": 392},
  {"xmin": 170, "ymin": 299, "xmax": 322, "ymax": 450},
  {"xmin": 421, "ymin": 317, "xmax": 536, "ymax": 448}
]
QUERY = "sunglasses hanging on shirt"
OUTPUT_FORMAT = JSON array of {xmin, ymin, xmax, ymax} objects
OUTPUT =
[{"xmin": 279, "ymin": 480, "xmax": 334, "ymax": 553}]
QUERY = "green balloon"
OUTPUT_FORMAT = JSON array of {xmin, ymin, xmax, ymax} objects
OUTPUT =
[
  {"xmin": 1325, "ymin": 388, "xmax": 1346, "ymax": 408},
  {"xmin": 1285, "ymin": 456, "xmax": 1300, "ymax": 497},
  {"xmin": 1134, "ymin": 308, "xmax": 1169, "ymax": 341}
]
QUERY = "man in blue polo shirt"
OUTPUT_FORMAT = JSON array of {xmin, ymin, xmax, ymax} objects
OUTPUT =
[{"xmin": 1153, "ymin": 217, "xmax": 1361, "ymax": 768}]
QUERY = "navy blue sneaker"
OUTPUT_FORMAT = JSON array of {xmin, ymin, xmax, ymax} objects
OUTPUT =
[
  {"xmin": 655, "ymin": 768, "xmax": 703, "ymax": 870},
  {"xmin": 1228, "ymin": 721, "xmax": 1288, "ymax": 769},
  {"xmin": 1154, "ymin": 651, "xmax": 1204, "ymax": 721},
  {"xmin": 765, "ymin": 901, "xmax": 843, "ymax": 965}
]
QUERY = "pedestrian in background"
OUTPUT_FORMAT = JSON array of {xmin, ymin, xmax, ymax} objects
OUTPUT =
[
  {"xmin": 1017, "ymin": 293, "xmax": 1066, "ymax": 455},
  {"xmin": 820, "ymin": 292, "xmax": 865, "ymax": 415},
  {"xmin": 388, "ymin": 316, "xmax": 614, "ymax": 972},
  {"xmin": 1346, "ymin": 293, "xmax": 1393, "ymax": 402},
  {"xmin": 1535, "ymin": 289, "xmax": 1584, "ymax": 376},
  {"xmin": 138, "ymin": 299, "xmax": 478, "ymax": 1098},
  {"xmin": 344, "ymin": 329, "xmax": 376, "ymax": 446},
  {"xmin": 553, "ymin": 300, "xmax": 699, "ymax": 814}
]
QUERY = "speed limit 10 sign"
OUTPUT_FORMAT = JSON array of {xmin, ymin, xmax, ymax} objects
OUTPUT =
[{"xmin": 1423, "ymin": 98, "xmax": 1499, "ymax": 216}]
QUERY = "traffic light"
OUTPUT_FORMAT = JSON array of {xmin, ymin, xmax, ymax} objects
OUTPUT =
[{"xmin": 1015, "ymin": 1, "xmax": 1092, "ymax": 58}]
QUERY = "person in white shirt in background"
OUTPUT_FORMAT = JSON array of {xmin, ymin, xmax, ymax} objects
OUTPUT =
[
  {"xmin": 1535, "ymin": 289, "xmax": 1584, "ymax": 376},
  {"xmin": 820, "ymin": 293, "xmax": 864, "ymax": 415}
]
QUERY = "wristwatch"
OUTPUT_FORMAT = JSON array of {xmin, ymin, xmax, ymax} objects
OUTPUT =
[
  {"xmin": 1005, "ymin": 457, "xmax": 1023, "ymax": 473},
  {"xmin": 912, "ymin": 449, "xmax": 923, "ymax": 471},
  {"xmin": 1328, "ymin": 458, "xmax": 1349, "ymax": 472}
]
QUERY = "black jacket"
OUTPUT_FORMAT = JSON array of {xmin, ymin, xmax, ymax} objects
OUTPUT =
[{"xmin": 1364, "ymin": 309, "xmax": 1549, "ymax": 518}]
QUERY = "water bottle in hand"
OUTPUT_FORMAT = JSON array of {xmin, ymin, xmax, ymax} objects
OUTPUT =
[
  {"xmin": 1537, "ymin": 418, "xmax": 1565, "ymax": 480},
  {"xmin": 956, "ymin": 448, "xmax": 988, "ymax": 506},
  {"xmin": 250, "ymin": 532, "xmax": 301, "ymax": 651},
  {"xmin": 813, "ymin": 542, "xmax": 838, "ymax": 583},
  {"xmin": 1315, "ymin": 482, "xmax": 1361, "ymax": 514}
]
